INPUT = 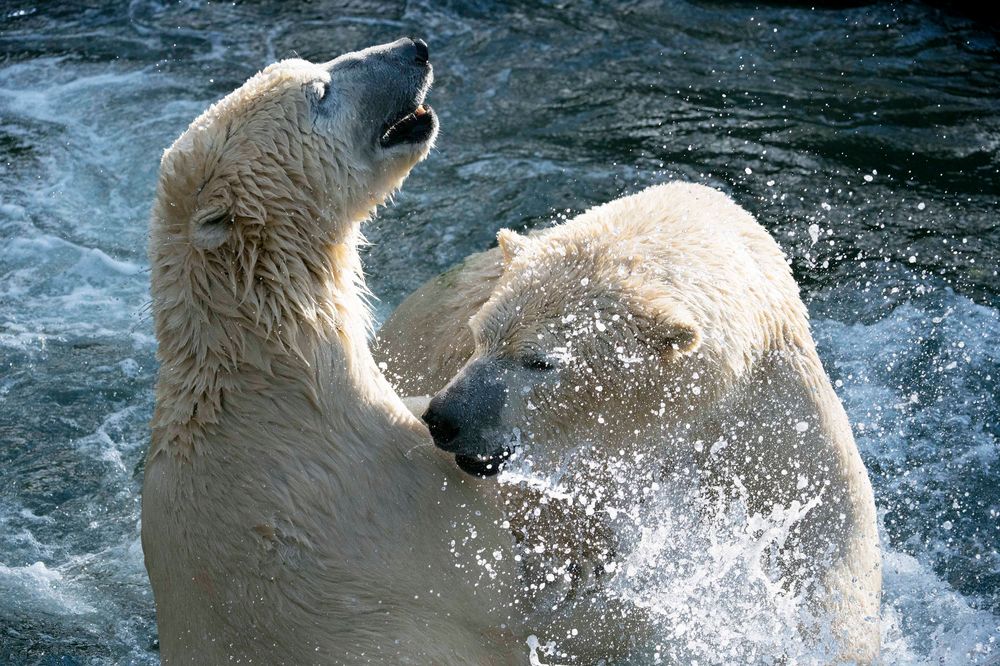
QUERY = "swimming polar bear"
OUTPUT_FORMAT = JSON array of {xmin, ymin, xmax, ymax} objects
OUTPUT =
[
  {"xmin": 142, "ymin": 39, "xmax": 526, "ymax": 665},
  {"xmin": 377, "ymin": 183, "xmax": 882, "ymax": 663}
]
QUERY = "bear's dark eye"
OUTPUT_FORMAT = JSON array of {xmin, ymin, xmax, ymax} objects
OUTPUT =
[
  {"xmin": 523, "ymin": 356, "xmax": 556, "ymax": 372},
  {"xmin": 201, "ymin": 212, "xmax": 231, "ymax": 226}
]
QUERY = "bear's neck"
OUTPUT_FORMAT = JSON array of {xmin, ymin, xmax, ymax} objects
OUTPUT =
[{"xmin": 149, "ymin": 220, "xmax": 381, "ymax": 459}]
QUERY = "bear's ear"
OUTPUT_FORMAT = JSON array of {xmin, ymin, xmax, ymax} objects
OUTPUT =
[
  {"xmin": 190, "ymin": 204, "xmax": 233, "ymax": 250},
  {"xmin": 647, "ymin": 297, "xmax": 702, "ymax": 357},
  {"xmin": 497, "ymin": 229, "xmax": 528, "ymax": 266}
]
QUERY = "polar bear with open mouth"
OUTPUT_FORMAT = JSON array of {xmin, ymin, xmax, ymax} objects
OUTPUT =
[{"xmin": 142, "ymin": 39, "xmax": 526, "ymax": 664}]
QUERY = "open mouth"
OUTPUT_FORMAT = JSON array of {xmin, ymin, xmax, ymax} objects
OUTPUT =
[
  {"xmin": 379, "ymin": 103, "xmax": 436, "ymax": 149},
  {"xmin": 454, "ymin": 447, "xmax": 512, "ymax": 478}
]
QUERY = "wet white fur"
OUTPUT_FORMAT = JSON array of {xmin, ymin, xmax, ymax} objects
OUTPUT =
[
  {"xmin": 378, "ymin": 182, "xmax": 882, "ymax": 662},
  {"xmin": 142, "ymin": 53, "xmax": 524, "ymax": 664}
]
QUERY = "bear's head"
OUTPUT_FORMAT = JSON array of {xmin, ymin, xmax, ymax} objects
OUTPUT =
[
  {"xmin": 423, "ymin": 222, "xmax": 715, "ymax": 478},
  {"xmin": 155, "ymin": 37, "xmax": 437, "ymax": 253},
  {"xmin": 148, "ymin": 39, "xmax": 439, "ymax": 441},
  {"xmin": 150, "ymin": 39, "xmax": 439, "ymax": 367}
]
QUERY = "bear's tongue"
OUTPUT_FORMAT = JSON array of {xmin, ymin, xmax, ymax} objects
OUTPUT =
[{"xmin": 379, "ymin": 104, "xmax": 434, "ymax": 148}]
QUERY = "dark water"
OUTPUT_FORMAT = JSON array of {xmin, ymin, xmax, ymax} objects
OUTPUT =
[{"xmin": 0, "ymin": 1, "xmax": 997, "ymax": 663}]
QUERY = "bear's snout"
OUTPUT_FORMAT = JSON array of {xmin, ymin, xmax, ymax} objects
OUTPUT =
[
  {"xmin": 422, "ymin": 360, "xmax": 510, "ymax": 477},
  {"xmin": 423, "ymin": 396, "xmax": 461, "ymax": 449}
]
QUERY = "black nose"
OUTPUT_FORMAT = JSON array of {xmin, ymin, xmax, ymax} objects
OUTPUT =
[
  {"xmin": 423, "ymin": 399, "xmax": 459, "ymax": 448},
  {"xmin": 412, "ymin": 38, "xmax": 429, "ymax": 66}
]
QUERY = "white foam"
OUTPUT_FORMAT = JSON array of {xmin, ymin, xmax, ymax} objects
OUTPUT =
[
  {"xmin": 0, "ymin": 57, "xmax": 202, "ymax": 352},
  {"xmin": 0, "ymin": 561, "xmax": 96, "ymax": 616},
  {"xmin": 880, "ymin": 550, "xmax": 999, "ymax": 664}
]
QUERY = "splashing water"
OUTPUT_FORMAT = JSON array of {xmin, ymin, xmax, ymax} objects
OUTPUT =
[
  {"xmin": 615, "ymin": 487, "xmax": 825, "ymax": 663},
  {"xmin": 498, "ymin": 457, "xmax": 836, "ymax": 663}
]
